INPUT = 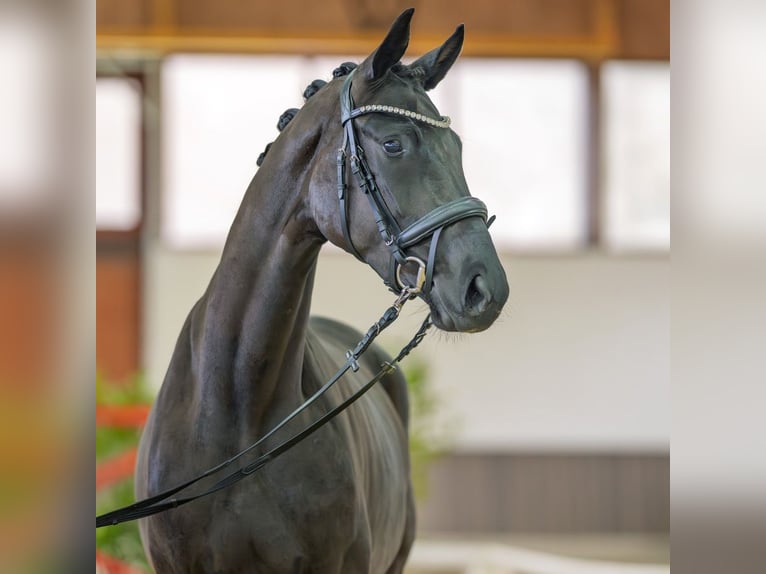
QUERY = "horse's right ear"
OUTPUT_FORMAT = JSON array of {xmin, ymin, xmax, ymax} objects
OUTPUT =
[
  {"xmin": 410, "ymin": 23, "xmax": 464, "ymax": 91},
  {"xmin": 363, "ymin": 8, "xmax": 415, "ymax": 81}
]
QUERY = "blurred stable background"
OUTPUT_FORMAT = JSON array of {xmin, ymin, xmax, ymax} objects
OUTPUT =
[{"xmin": 95, "ymin": 0, "xmax": 669, "ymax": 572}]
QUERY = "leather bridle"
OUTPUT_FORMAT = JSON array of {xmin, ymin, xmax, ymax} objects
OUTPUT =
[
  {"xmin": 96, "ymin": 69, "xmax": 496, "ymax": 529},
  {"xmin": 337, "ymin": 69, "xmax": 491, "ymax": 298}
]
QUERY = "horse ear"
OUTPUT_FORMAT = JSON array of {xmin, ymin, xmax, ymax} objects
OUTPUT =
[
  {"xmin": 365, "ymin": 8, "xmax": 415, "ymax": 81},
  {"xmin": 410, "ymin": 24, "xmax": 464, "ymax": 91}
]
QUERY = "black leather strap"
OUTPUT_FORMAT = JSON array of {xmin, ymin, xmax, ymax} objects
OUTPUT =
[
  {"xmin": 424, "ymin": 226, "xmax": 442, "ymax": 297},
  {"xmin": 397, "ymin": 197, "xmax": 488, "ymax": 248},
  {"xmin": 337, "ymin": 143, "xmax": 364, "ymax": 261}
]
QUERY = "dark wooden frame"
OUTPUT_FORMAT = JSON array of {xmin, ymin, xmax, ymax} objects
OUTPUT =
[{"xmin": 96, "ymin": 70, "xmax": 147, "ymax": 381}]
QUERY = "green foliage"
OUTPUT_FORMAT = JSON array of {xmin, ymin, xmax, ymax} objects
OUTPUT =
[
  {"xmin": 96, "ymin": 375, "xmax": 152, "ymax": 573},
  {"xmin": 97, "ymin": 479, "xmax": 151, "ymax": 572},
  {"xmin": 97, "ymin": 426, "xmax": 141, "ymax": 462},
  {"xmin": 96, "ymin": 373, "xmax": 153, "ymax": 406},
  {"xmin": 401, "ymin": 359, "xmax": 452, "ymax": 501}
]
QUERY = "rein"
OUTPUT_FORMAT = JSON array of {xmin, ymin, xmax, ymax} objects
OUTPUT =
[{"xmin": 97, "ymin": 288, "xmax": 430, "ymax": 528}]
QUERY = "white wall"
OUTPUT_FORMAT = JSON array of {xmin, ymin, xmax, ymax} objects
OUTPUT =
[{"xmin": 143, "ymin": 245, "xmax": 668, "ymax": 453}]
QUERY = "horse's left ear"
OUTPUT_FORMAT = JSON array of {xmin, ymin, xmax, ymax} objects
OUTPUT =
[{"xmin": 410, "ymin": 24, "xmax": 464, "ymax": 91}]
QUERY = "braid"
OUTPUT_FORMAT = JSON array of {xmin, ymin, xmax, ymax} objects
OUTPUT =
[
  {"xmin": 332, "ymin": 62, "xmax": 357, "ymax": 78},
  {"xmin": 303, "ymin": 79, "xmax": 327, "ymax": 101},
  {"xmin": 277, "ymin": 108, "xmax": 299, "ymax": 132},
  {"xmin": 257, "ymin": 107, "xmax": 297, "ymax": 167},
  {"xmin": 256, "ymin": 142, "xmax": 272, "ymax": 167}
]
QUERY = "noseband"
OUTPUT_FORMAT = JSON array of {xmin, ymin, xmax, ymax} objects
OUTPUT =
[{"xmin": 337, "ymin": 70, "xmax": 491, "ymax": 298}]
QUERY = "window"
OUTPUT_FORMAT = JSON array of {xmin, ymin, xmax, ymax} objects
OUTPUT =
[
  {"xmin": 96, "ymin": 77, "xmax": 142, "ymax": 230},
  {"xmin": 160, "ymin": 55, "xmax": 668, "ymax": 253},
  {"xmin": 601, "ymin": 61, "xmax": 670, "ymax": 251},
  {"xmin": 162, "ymin": 55, "xmax": 306, "ymax": 248},
  {"xmin": 0, "ymin": 12, "xmax": 55, "ymax": 207},
  {"xmin": 454, "ymin": 59, "xmax": 589, "ymax": 249}
]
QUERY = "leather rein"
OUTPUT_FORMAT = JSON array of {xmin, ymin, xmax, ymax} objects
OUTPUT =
[
  {"xmin": 96, "ymin": 71, "xmax": 491, "ymax": 528},
  {"xmin": 97, "ymin": 295, "xmax": 430, "ymax": 527}
]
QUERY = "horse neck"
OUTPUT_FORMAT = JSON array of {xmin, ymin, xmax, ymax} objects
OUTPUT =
[{"xmin": 192, "ymin": 125, "xmax": 325, "ymax": 429}]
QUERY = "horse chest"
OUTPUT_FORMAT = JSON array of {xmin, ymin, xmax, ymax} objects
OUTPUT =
[
  {"xmin": 192, "ymin": 389, "xmax": 407, "ymax": 572},
  {"xmin": 137, "ymin": 314, "xmax": 414, "ymax": 572},
  {"xmin": 141, "ymin": 391, "xmax": 408, "ymax": 573}
]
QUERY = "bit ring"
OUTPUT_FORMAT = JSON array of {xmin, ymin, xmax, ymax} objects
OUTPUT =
[{"xmin": 395, "ymin": 256, "xmax": 427, "ymax": 294}]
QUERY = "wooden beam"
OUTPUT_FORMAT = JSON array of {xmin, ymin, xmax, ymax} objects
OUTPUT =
[
  {"xmin": 97, "ymin": 0, "xmax": 668, "ymax": 60},
  {"xmin": 96, "ymin": 31, "xmax": 616, "ymax": 59},
  {"xmin": 595, "ymin": 0, "xmax": 620, "ymax": 57},
  {"xmin": 150, "ymin": 0, "xmax": 177, "ymax": 32}
]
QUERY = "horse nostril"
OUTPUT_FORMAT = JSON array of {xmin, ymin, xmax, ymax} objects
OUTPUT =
[{"xmin": 465, "ymin": 274, "xmax": 491, "ymax": 314}]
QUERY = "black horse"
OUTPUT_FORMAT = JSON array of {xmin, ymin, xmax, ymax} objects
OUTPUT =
[{"xmin": 135, "ymin": 8, "xmax": 508, "ymax": 573}]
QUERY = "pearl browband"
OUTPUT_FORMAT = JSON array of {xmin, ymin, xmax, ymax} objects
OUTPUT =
[{"xmin": 348, "ymin": 104, "xmax": 451, "ymax": 129}]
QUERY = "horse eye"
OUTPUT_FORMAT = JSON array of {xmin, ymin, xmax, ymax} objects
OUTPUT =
[{"xmin": 383, "ymin": 139, "xmax": 403, "ymax": 155}]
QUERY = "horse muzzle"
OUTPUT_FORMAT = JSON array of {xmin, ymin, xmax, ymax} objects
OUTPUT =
[{"xmin": 429, "ymin": 259, "xmax": 509, "ymax": 333}]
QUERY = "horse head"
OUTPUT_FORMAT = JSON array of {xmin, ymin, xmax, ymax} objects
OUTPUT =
[{"xmin": 290, "ymin": 9, "xmax": 509, "ymax": 332}]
